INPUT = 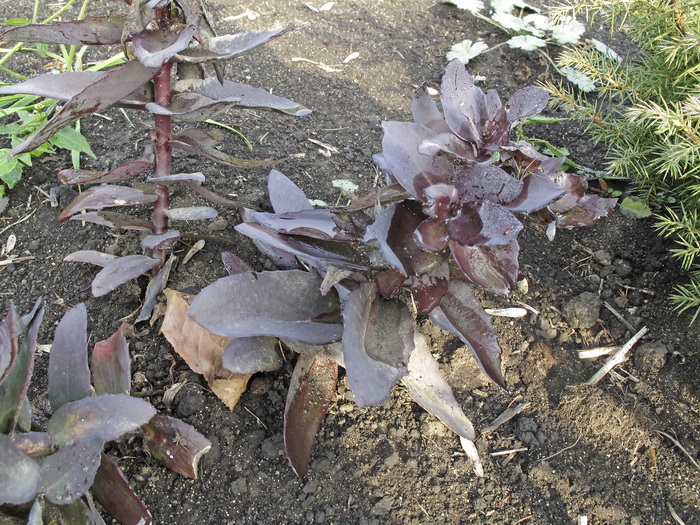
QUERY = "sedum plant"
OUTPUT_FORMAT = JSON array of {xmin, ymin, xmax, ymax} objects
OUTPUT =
[
  {"xmin": 0, "ymin": 0, "xmax": 309, "ymax": 300},
  {"xmin": 0, "ymin": 300, "xmax": 211, "ymax": 524},
  {"xmin": 182, "ymin": 60, "xmax": 616, "ymax": 478},
  {"xmin": 544, "ymin": 0, "xmax": 700, "ymax": 322}
]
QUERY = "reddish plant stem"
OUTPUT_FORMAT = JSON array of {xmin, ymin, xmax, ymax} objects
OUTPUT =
[{"xmin": 152, "ymin": 6, "xmax": 173, "ymax": 244}]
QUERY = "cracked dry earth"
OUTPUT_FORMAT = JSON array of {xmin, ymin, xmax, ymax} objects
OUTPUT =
[{"xmin": 0, "ymin": 0, "xmax": 699, "ymax": 523}]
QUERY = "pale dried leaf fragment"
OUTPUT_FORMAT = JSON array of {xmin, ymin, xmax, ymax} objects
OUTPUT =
[{"xmin": 161, "ymin": 289, "xmax": 251, "ymax": 410}]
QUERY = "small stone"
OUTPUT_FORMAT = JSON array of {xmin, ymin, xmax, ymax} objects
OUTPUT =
[
  {"xmin": 207, "ymin": 219, "xmax": 229, "ymax": 231},
  {"xmin": 562, "ymin": 291, "xmax": 601, "ymax": 329},
  {"xmin": 302, "ymin": 480, "xmax": 319, "ymax": 494},
  {"xmin": 231, "ymin": 477, "xmax": 248, "ymax": 495},
  {"xmin": 292, "ymin": 130, "xmax": 307, "ymax": 141},
  {"xmin": 635, "ymin": 342, "xmax": 668, "ymax": 374},
  {"xmin": 594, "ymin": 250, "xmax": 612, "ymax": 265},
  {"xmin": 383, "ymin": 451, "xmax": 400, "ymax": 468},
  {"xmin": 370, "ymin": 496, "xmax": 394, "ymax": 516},
  {"xmin": 176, "ymin": 392, "xmax": 206, "ymax": 417}
]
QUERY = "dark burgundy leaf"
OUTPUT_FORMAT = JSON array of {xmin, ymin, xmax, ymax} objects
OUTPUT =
[
  {"xmin": 0, "ymin": 15, "xmax": 125, "ymax": 45},
  {"xmin": 411, "ymin": 83, "xmax": 451, "ymax": 133},
  {"xmin": 373, "ymin": 269, "xmax": 406, "ymax": 298},
  {"xmin": 411, "ymin": 262, "xmax": 450, "ymax": 314},
  {"xmin": 63, "ymin": 250, "xmax": 117, "ymax": 268},
  {"xmin": 417, "ymin": 131, "xmax": 478, "ymax": 161},
  {"xmin": 69, "ymin": 211, "xmax": 154, "ymax": 232},
  {"xmin": 58, "ymin": 159, "xmax": 154, "ymax": 185},
  {"xmin": 556, "ymin": 194, "xmax": 618, "ymax": 228},
  {"xmin": 441, "ymin": 59, "xmax": 486, "ymax": 145},
  {"xmin": 142, "ymin": 415, "xmax": 211, "ymax": 479},
  {"xmin": 221, "ymin": 336, "xmax": 283, "ymax": 374},
  {"xmin": 58, "ymin": 185, "xmax": 158, "ymax": 222},
  {"xmin": 506, "ymin": 85, "xmax": 549, "ymax": 124},
  {"xmin": 48, "ymin": 394, "xmax": 156, "ymax": 447},
  {"xmin": 236, "ymin": 222, "xmax": 379, "ymax": 270},
  {"xmin": 422, "ymin": 183, "xmax": 459, "ymax": 220},
  {"xmin": 189, "ymin": 270, "xmax": 343, "ymax": 345},
  {"xmin": 164, "ymin": 206, "xmax": 218, "ymax": 220},
  {"xmin": 402, "ymin": 332, "xmax": 476, "ymax": 439},
  {"xmin": 132, "ymin": 24, "xmax": 196, "ymax": 68},
  {"xmin": 141, "ymin": 230, "xmax": 181, "ymax": 251},
  {"xmin": 176, "ymin": 28, "xmax": 294, "ymax": 62},
  {"xmin": 146, "ymin": 92, "xmax": 238, "ymax": 121},
  {"xmin": 429, "ymin": 279, "xmax": 505, "ymax": 390},
  {"xmin": 447, "ymin": 201, "xmax": 523, "ymax": 246},
  {"xmin": 92, "ymin": 453, "xmax": 153, "ymax": 525},
  {"xmin": 0, "ymin": 434, "xmax": 41, "ymax": 505},
  {"xmin": 40, "ymin": 438, "xmax": 104, "ymax": 505},
  {"xmin": 48, "ymin": 304, "xmax": 91, "ymax": 412},
  {"xmin": 0, "ymin": 71, "xmax": 104, "ymax": 101},
  {"xmin": 414, "ymin": 218, "xmax": 449, "ymax": 253},
  {"xmin": 503, "ymin": 173, "xmax": 565, "ymax": 213},
  {"xmin": 268, "ymin": 169, "xmax": 313, "ymax": 213},
  {"xmin": 341, "ymin": 282, "xmax": 414, "ymax": 406},
  {"xmin": 90, "ymin": 255, "xmax": 160, "ymax": 297},
  {"xmin": 454, "ymin": 164, "xmax": 523, "ymax": 205},
  {"xmin": 377, "ymin": 121, "xmax": 454, "ymax": 198},
  {"xmin": 549, "ymin": 172, "xmax": 590, "ymax": 214},
  {"xmin": 170, "ymin": 132, "xmax": 278, "ymax": 168},
  {"xmin": 450, "ymin": 240, "xmax": 519, "ymax": 294},
  {"xmin": 91, "ymin": 324, "xmax": 130, "ymax": 396},
  {"xmin": 284, "ymin": 351, "xmax": 338, "ymax": 478},
  {"xmin": 10, "ymin": 60, "xmax": 159, "ymax": 156}
]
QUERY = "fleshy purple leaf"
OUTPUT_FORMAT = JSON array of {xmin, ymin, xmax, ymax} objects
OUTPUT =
[
  {"xmin": 141, "ymin": 230, "xmax": 181, "ymax": 251},
  {"xmin": 447, "ymin": 201, "xmax": 523, "ymax": 246},
  {"xmin": 10, "ymin": 60, "xmax": 159, "ymax": 156},
  {"xmin": 90, "ymin": 255, "xmax": 160, "ymax": 297},
  {"xmin": 402, "ymin": 332, "xmax": 476, "ymax": 440},
  {"xmin": 132, "ymin": 24, "xmax": 196, "ymax": 68},
  {"xmin": 148, "ymin": 171, "xmax": 205, "ymax": 183},
  {"xmin": 251, "ymin": 209, "xmax": 352, "ymax": 241},
  {"xmin": 0, "ymin": 15, "xmax": 125, "ymax": 45},
  {"xmin": 284, "ymin": 351, "xmax": 338, "ymax": 479},
  {"xmin": 454, "ymin": 164, "xmax": 523, "ymax": 205},
  {"xmin": 11, "ymin": 432, "xmax": 52, "ymax": 457},
  {"xmin": 164, "ymin": 206, "xmax": 218, "ymax": 221},
  {"xmin": 411, "ymin": 261, "xmax": 450, "ymax": 314},
  {"xmin": 58, "ymin": 185, "xmax": 158, "ymax": 222},
  {"xmin": 417, "ymin": 131, "xmax": 478, "ymax": 161},
  {"xmin": 47, "ymin": 394, "xmax": 156, "ymax": 447},
  {"xmin": 63, "ymin": 250, "xmax": 117, "ymax": 267},
  {"xmin": 412, "ymin": 84, "xmax": 451, "ymax": 133},
  {"xmin": 170, "ymin": 131, "xmax": 278, "ymax": 167},
  {"xmin": 441, "ymin": 59, "xmax": 486, "ymax": 145},
  {"xmin": 142, "ymin": 415, "xmax": 211, "ymax": 479},
  {"xmin": 176, "ymin": 28, "xmax": 294, "ymax": 62},
  {"xmin": 0, "ymin": 71, "xmax": 104, "ymax": 101},
  {"xmin": 503, "ymin": 173, "xmax": 565, "ymax": 213},
  {"xmin": 341, "ymin": 282, "xmax": 414, "ymax": 407},
  {"xmin": 556, "ymin": 194, "xmax": 618, "ymax": 228},
  {"xmin": 429, "ymin": 279, "xmax": 505, "ymax": 390},
  {"xmin": 377, "ymin": 121, "xmax": 454, "ymax": 198},
  {"xmin": 40, "ymin": 438, "xmax": 104, "ymax": 505},
  {"xmin": 221, "ymin": 336, "xmax": 283, "ymax": 374},
  {"xmin": 450, "ymin": 240, "xmax": 520, "ymax": 294},
  {"xmin": 414, "ymin": 218, "xmax": 449, "ymax": 253},
  {"xmin": 58, "ymin": 159, "xmax": 154, "ymax": 185},
  {"xmin": 221, "ymin": 252, "xmax": 253, "ymax": 275},
  {"xmin": 549, "ymin": 172, "xmax": 588, "ymax": 214},
  {"xmin": 91, "ymin": 324, "xmax": 131, "ymax": 396},
  {"xmin": 92, "ymin": 453, "xmax": 153, "ymax": 525},
  {"xmin": 69, "ymin": 211, "xmax": 155, "ymax": 231},
  {"xmin": 423, "ymin": 183, "xmax": 459, "ymax": 220},
  {"xmin": 136, "ymin": 254, "xmax": 177, "ymax": 324},
  {"xmin": 268, "ymin": 170, "xmax": 313, "ymax": 213},
  {"xmin": 48, "ymin": 304, "xmax": 92, "ymax": 412},
  {"xmin": 0, "ymin": 434, "xmax": 41, "ymax": 505},
  {"xmin": 506, "ymin": 86, "xmax": 549, "ymax": 124},
  {"xmin": 189, "ymin": 270, "xmax": 343, "ymax": 345}
]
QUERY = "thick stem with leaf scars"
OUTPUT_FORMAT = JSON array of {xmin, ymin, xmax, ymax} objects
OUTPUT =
[{"xmin": 152, "ymin": 5, "xmax": 173, "ymax": 241}]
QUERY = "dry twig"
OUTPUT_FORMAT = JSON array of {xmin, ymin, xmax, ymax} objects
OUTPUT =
[{"xmin": 587, "ymin": 326, "xmax": 648, "ymax": 385}]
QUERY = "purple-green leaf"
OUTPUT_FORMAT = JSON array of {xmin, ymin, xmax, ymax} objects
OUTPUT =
[
  {"xmin": 47, "ymin": 394, "xmax": 156, "ymax": 447},
  {"xmin": 141, "ymin": 230, "xmax": 181, "ymax": 251},
  {"xmin": 251, "ymin": 209, "xmax": 349, "ymax": 241},
  {"xmin": 69, "ymin": 211, "xmax": 155, "ymax": 231},
  {"xmin": 132, "ymin": 24, "xmax": 196, "ymax": 68},
  {"xmin": 0, "ymin": 15, "xmax": 126, "ymax": 45},
  {"xmin": 176, "ymin": 28, "xmax": 294, "ymax": 62},
  {"xmin": 0, "ymin": 71, "xmax": 104, "ymax": 101},
  {"xmin": 58, "ymin": 185, "xmax": 158, "ymax": 221},
  {"xmin": 450, "ymin": 241, "xmax": 520, "ymax": 295},
  {"xmin": 341, "ymin": 282, "xmax": 414, "ymax": 407},
  {"xmin": 429, "ymin": 279, "xmax": 505, "ymax": 390},
  {"xmin": 0, "ymin": 434, "xmax": 41, "ymax": 505},
  {"xmin": 136, "ymin": 253, "xmax": 177, "ymax": 324},
  {"xmin": 90, "ymin": 255, "xmax": 161, "ymax": 297},
  {"xmin": 92, "ymin": 453, "xmax": 153, "ymax": 525},
  {"xmin": 222, "ymin": 336, "xmax": 283, "ymax": 374},
  {"xmin": 142, "ymin": 415, "xmax": 211, "ymax": 479},
  {"xmin": 503, "ymin": 173, "xmax": 565, "ymax": 213},
  {"xmin": 402, "ymin": 332, "xmax": 476, "ymax": 440},
  {"xmin": 58, "ymin": 159, "xmax": 154, "ymax": 185},
  {"xmin": 189, "ymin": 270, "xmax": 343, "ymax": 345},
  {"xmin": 170, "ymin": 131, "xmax": 278, "ymax": 168},
  {"xmin": 48, "ymin": 304, "xmax": 91, "ymax": 412},
  {"xmin": 40, "ymin": 438, "xmax": 104, "ymax": 505},
  {"xmin": 91, "ymin": 324, "xmax": 131, "ymax": 396},
  {"xmin": 556, "ymin": 194, "xmax": 618, "ymax": 228},
  {"xmin": 10, "ymin": 60, "xmax": 159, "ymax": 156},
  {"xmin": 63, "ymin": 250, "xmax": 117, "ymax": 267},
  {"xmin": 268, "ymin": 169, "xmax": 313, "ymax": 213},
  {"xmin": 164, "ymin": 206, "xmax": 218, "ymax": 220},
  {"xmin": 284, "ymin": 351, "xmax": 338, "ymax": 478}
]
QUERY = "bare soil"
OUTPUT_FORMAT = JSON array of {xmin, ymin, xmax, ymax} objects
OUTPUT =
[{"xmin": 1, "ymin": 0, "xmax": 699, "ymax": 524}]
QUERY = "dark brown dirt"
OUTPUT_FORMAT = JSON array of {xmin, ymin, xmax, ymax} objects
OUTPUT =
[{"xmin": 1, "ymin": 0, "xmax": 699, "ymax": 524}]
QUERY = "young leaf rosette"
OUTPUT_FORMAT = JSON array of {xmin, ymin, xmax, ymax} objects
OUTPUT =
[{"xmin": 186, "ymin": 61, "xmax": 616, "ymax": 479}]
